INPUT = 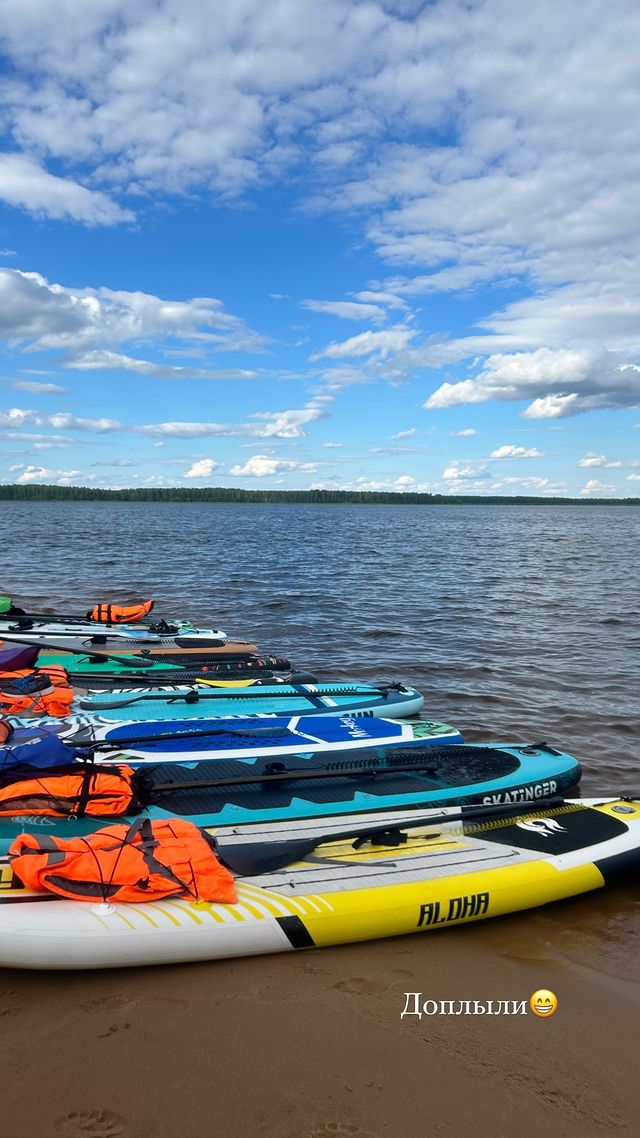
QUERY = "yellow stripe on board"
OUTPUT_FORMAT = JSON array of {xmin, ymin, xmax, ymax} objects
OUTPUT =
[
  {"xmin": 151, "ymin": 905, "xmax": 182, "ymax": 927},
  {"xmin": 163, "ymin": 900, "xmax": 205, "ymax": 925},
  {"xmin": 297, "ymin": 860, "xmax": 605, "ymax": 948},
  {"xmin": 125, "ymin": 905, "xmax": 160, "ymax": 928}
]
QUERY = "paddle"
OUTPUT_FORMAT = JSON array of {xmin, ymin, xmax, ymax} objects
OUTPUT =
[
  {"xmin": 0, "ymin": 611, "xmax": 155, "ymax": 629},
  {"xmin": 76, "ymin": 682, "xmax": 397, "ymax": 711},
  {"xmin": 215, "ymin": 794, "xmax": 569, "ymax": 876},
  {"xmin": 69, "ymin": 723, "xmax": 300, "ymax": 749},
  {"xmin": 149, "ymin": 752, "xmax": 447, "ymax": 795},
  {"xmin": 0, "ymin": 634, "xmax": 173, "ymax": 670}
]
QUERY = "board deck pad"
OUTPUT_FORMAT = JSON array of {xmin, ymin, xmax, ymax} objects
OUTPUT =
[
  {"xmin": 0, "ymin": 742, "xmax": 581, "ymax": 846},
  {"xmin": 78, "ymin": 682, "xmax": 425, "ymax": 721}
]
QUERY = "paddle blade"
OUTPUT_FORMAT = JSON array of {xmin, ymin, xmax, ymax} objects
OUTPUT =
[{"xmin": 217, "ymin": 837, "xmax": 317, "ymax": 877}]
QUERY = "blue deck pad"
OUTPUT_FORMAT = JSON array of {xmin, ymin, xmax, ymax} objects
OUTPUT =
[{"xmin": 103, "ymin": 714, "xmax": 409, "ymax": 752}]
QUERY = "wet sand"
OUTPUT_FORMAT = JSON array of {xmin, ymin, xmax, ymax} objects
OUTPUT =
[{"xmin": 1, "ymin": 882, "xmax": 638, "ymax": 1138}]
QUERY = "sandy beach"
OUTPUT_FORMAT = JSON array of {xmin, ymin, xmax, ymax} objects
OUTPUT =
[{"xmin": 1, "ymin": 875, "xmax": 638, "ymax": 1138}]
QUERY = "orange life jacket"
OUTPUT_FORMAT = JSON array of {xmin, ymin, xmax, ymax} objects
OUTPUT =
[
  {"xmin": 0, "ymin": 666, "xmax": 69, "ymax": 686},
  {"xmin": 9, "ymin": 818, "xmax": 237, "ymax": 904},
  {"xmin": 0, "ymin": 764, "xmax": 140, "ymax": 817},
  {"xmin": 88, "ymin": 601, "xmax": 155, "ymax": 624},
  {"xmin": 0, "ymin": 720, "xmax": 12, "ymax": 745},
  {"xmin": 0, "ymin": 666, "xmax": 74, "ymax": 718}
]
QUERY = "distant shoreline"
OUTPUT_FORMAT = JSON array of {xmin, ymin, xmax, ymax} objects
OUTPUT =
[{"xmin": 1, "ymin": 483, "xmax": 639, "ymax": 505}]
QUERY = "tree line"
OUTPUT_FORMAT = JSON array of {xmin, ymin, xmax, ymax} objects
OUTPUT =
[{"xmin": 1, "ymin": 483, "xmax": 638, "ymax": 505}]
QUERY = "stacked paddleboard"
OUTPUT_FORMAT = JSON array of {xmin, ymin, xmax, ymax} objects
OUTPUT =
[
  {"xmin": 0, "ymin": 797, "xmax": 637, "ymax": 969},
  {"xmin": 0, "ymin": 594, "xmax": 632, "ymax": 972}
]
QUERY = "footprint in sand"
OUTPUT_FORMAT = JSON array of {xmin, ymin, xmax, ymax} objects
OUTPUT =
[
  {"xmin": 80, "ymin": 994, "xmax": 138, "ymax": 1015},
  {"xmin": 55, "ymin": 1109, "xmax": 125, "ymax": 1137},
  {"xmin": 333, "ymin": 968, "xmax": 413, "ymax": 995},
  {"xmin": 307, "ymin": 1124, "xmax": 376, "ymax": 1138}
]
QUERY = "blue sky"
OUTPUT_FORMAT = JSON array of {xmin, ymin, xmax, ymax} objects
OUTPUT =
[{"xmin": 0, "ymin": 0, "xmax": 639, "ymax": 497}]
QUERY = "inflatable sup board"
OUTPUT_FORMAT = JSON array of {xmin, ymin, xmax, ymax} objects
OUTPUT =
[{"xmin": 0, "ymin": 796, "xmax": 636, "ymax": 969}]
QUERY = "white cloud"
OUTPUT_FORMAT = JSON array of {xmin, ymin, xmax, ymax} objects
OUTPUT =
[
  {"xmin": 354, "ymin": 290, "xmax": 408, "ymax": 310},
  {"xmin": 627, "ymin": 473, "xmax": 640, "ymax": 481},
  {"xmin": 450, "ymin": 428, "xmax": 478, "ymax": 437},
  {"xmin": 391, "ymin": 427, "xmax": 417, "ymax": 440},
  {"xmin": 442, "ymin": 464, "xmax": 487, "ymax": 481},
  {"xmin": 137, "ymin": 405, "xmax": 325, "ymax": 440},
  {"xmin": 425, "ymin": 348, "xmax": 640, "ymax": 419},
  {"xmin": 578, "ymin": 452, "xmax": 606, "ymax": 467},
  {"xmin": 13, "ymin": 464, "xmax": 83, "ymax": 485},
  {"xmin": 301, "ymin": 299, "xmax": 386, "ymax": 322},
  {"xmin": 229, "ymin": 455, "xmax": 319, "ymax": 477},
  {"xmin": 183, "ymin": 458, "xmax": 220, "ymax": 478},
  {"xmin": 10, "ymin": 380, "xmax": 67, "ymax": 394},
  {"xmin": 323, "ymin": 441, "xmax": 343, "ymax": 448},
  {"xmin": 0, "ymin": 1, "xmax": 638, "ymax": 430},
  {"xmin": 0, "ymin": 407, "xmax": 121, "ymax": 432},
  {"xmin": 0, "ymin": 269, "xmax": 263, "ymax": 361},
  {"xmin": 0, "ymin": 154, "xmax": 132, "ymax": 225},
  {"xmin": 311, "ymin": 474, "xmax": 432, "ymax": 492},
  {"xmin": 580, "ymin": 479, "xmax": 618, "ymax": 496},
  {"xmin": 313, "ymin": 326, "xmax": 415, "ymax": 361},
  {"xmin": 0, "ymin": 431, "xmax": 74, "ymax": 450},
  {"xmin": 490, "ymin": 445, "xmax": 544, "ymax": 459},
  {"xmin": 67, "ymin": 350, "xmax": 258, "ymax": 379}
]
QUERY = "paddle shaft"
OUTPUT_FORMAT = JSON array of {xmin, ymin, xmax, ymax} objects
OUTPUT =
[
  {"xmin": 0, "ymin": 633, "xmax": 170, "ymax": 669},
  {"xmin": 0, "ymin": 610, "xmax": 163, "ymax": 629},
  {"xmin": 152, "ymin": 755, "xmax": 442, "ymax": 794},
  {"xmin": 72, "ymin": 723, "xmax": 298, "ymax": 748},
  {"xmin": 80, "ymin": 683, "xmax": 396, "ymax": 710}
]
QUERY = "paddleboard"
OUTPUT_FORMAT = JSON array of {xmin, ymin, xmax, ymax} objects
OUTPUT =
[
  {"xmin": 32, "ymin": 653, "xmax": 293, "ymax": 686},
  {"xmin": 0, "ymin": 796, "xmax": 636, "ymax": 969},
  {"xmin": 9, "ymin": 715, "xmax": 463, "ymax": 763},
  {"xmin": 38, "ymin": 641, "xmax": 258, "ymax": 660},
  {"xmin": 0, "ymin": 623, "xmax": 228, "ymax": 650},
  {"xmin": 76, "ymin": 681, "xmax": 425, "ymax": 720},
  {"xmin": 0, "ymin": 742, "xmax": 581, "ymax": 848}
]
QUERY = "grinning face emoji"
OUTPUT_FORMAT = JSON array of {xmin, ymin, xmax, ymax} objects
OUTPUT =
[{"xmin": 530, "ymin": 989, "xmax": 558, "ymax": 1017}]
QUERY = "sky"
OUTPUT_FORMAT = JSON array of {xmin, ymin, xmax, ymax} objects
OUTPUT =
[{"xmin": 0, "ymin": 0, "xmax": 639, "ymax": 498}]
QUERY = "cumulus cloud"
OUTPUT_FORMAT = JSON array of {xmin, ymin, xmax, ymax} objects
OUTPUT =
[
  {"xmin": 229, "ymin": 455, "xmax": 319, "ymax": 477},
  {"xmin": 0, "ymin": 1, "xmax": 639, "ymax": 429},
  {"xmin": 0, "ymin": 407, "xmax": 121, "ymax": 431},
  {"xmin": 183, "ymin": 458, "xmax": 220, "ymax": 478},
  {"xmin": 310, "ymin": 475, "xmax": 432, "ymax": 492},
  {"xmin": 425, "ymin": 348, "xmax": 640, "ymax": 418},
  {"xmin": 490, "ymin": 445, "xmax": 544, "ymax": 459},
  {"xmin": 442, "ymin": 463, "xmax": 489, "ymax": 481},
  {"xmin": 391, "ymin": 428, "xmax": 417, "ymax": 439},
  {"xmin": 578, "ymin": 452, "xmax": 606, "ymax": 467},
  {"xmin": 13, "ymin": 464, "xmax": 83, "ymax": 485},
  {"xmin": 0, "ymin": 154, "xmax": 132, "ymax": 226},
  {"xmin": 0, "ymin": 269, "xmax": 264, "ymax": 363},
  {"xmin": 312, "ymin": 326, "xmax": 415, "ymax": 361},
  {"xmin": 450, "ymin": 428, "xmax": 478, "ymax": 437},
  {"xmin": 580, "ymin": 479, "xmax": 618, "ymax": 496}
]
